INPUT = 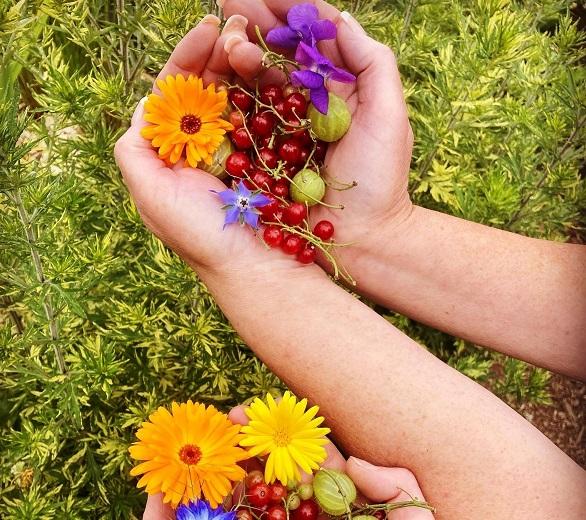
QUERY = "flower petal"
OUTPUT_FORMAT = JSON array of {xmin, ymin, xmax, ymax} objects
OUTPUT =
[
  {"xmin": 287, "ymin": 3, "xmax": 319, "ymax": 30},
  {"xmin": 211, "ymin": 188, "xmax": 238, "ymax": 206},
  {"xmin": 310, "ymin": 86, "xmax": 330, "ymax": 115},
  {"xmin": 294, "ymin": 41, "xmax": 318, "ymax": 67},
  {"xmin": 250, "ymin": 193, "xmax": 272, "ymax": 207},
  {"xmin": 291, "ymin": 70, "xmax": 324, "ymax": 90},
  {"xmin": 243, "ymin": 210, "xmax": 260, "ymax": 229},
  {"xmin": 328, "ymin": 65, "xmax": 357, "ymax": 84},
  {"xmin": 266, "ymin": 26, "xmax": 300, "ymax": 49},
  {"xmin": 223, "ymin": 207, "xmax": 241, "ymax": 228},
  {"xmin": 310, "ymin": 19, "xmax": 337, "ymax": 42},
  {"xmin": 236, "ymin": 181, "xmax": 251, "ymax": 199}
]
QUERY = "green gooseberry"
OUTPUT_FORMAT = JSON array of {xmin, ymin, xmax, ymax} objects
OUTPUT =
[
  {"xmin": 200, "ymin": 137, "xmax": 233, "ymax": 179},
  {"xmin": 308, "ymin": 93, "xmax": 352, "ymax": 143},
  {"xmin": 290, "ymin": 169, "xmax": 326, "ymax": 206},
  {"xmin": 313, "ymin": 468, "xmax": 357, "ymax": 516}
]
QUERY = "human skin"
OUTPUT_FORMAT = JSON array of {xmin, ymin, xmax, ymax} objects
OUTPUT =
[
  {"xmin": 115, "ymin": 11, "xmax": 586, "ymax": 520},
  {"xmin": 143, "ymin": 406, "xmax": 433, "ymax": 520},
  {"xmin": 220, "ymin": 0, "xmax": 586, "ymax": 381}
]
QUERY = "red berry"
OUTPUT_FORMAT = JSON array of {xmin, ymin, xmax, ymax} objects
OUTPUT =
[
  {"xmin": 226, "ymin": 152, "xmax": 251, "ymax": 178},
  {"xmin": 297, "ymin": 244, "xmax": 317, "ymax": 264},
  {"xmin": 231, "ymin": 128, "xmax": 254, "ymax": 150},
  {"xmin": 245, "ymin": 470, "xmax": 265, "ymax": 489},
  {"xmin": 282, "ymin": 235, "xmax": 304, "ymax": 255},
  {"xmin": 298, "ymin": 148, "xmax": 309, "ymax": 165},
  {"xmin": 263, "ymin": 226, "xmax": 284, "ymax": 247},
  {"xmin": 257, "ymin": 147, "xmax": 279, "ymax": 170},
  {"xmin": 251, "ymin": 112, "xmax": 276, "ymax": 137},
  {"xmin": 283, "ymin": 203, "xmax": 308, "ymax": 226},
  {"xmin": 251, "ymin": 169, "xmax": 275, "ymax": 191},
  {"xmin": 260, "ymin": 84, "xmax": 283, "ymax": 106},
  {"xmin": 269, "ymin": 482, "xmax": 288, "ymax": 504},
  {"xmin": 248, "ymin": 483, "xmax": 271, "ymax": 508},
  {"xmin": 230, "ymin": 90, "xmax": 253, "ymax": 112},
  {"xmin": 274, "ymin": 100, "xmax": 287, "ymax": 117},
  {"xmin": 295, "ymin": 129, "xmax": 312, "ymax": 145},
  {"xmin": 283, "ymin": 164, "xmax": 299, "ymax": 179},
  {"xmin": 258, "ymin": 135, "xmax": 274, "ymax": 149},
  {"xmin": 313, "ymin": 220, "xmax": 335, "ymax": 240},
  {"xmin": 285, "ymin": 93, "xmax": 308, "ymax": 118},
  {"xmin": 237, "ymin": 510, "xmax": 254, "ymax": 520},
  {"xmin": 272, "ymin": 179, "xmax": 289, "ymax": 199},
  {"xmin": 278, "ymin": 140, "xmax": 303, "ymax": 165},
  {"xmin": 373, "ymin": 511, "xmax": 386, "ymax": 520},
  {"xmin": 283, "ymin": 84, "xmax": 299, "ymax": 98},
  {"xmin": 314, "ymin": 141, "xmax": 328, "ymax": 162},
  {"xmin": 259, "ymin": 194, "xmax": 281, "ymax": 220},
  {"xmin": 267, "ymin": 506, "xmax": 287, "ymax": 520},
  {"xmin": 229, "ymin": 110, "xmax": 245, "ymax": 128},
  {"xmin": 291, "ymin": 500, "xmax": 319, "ymax": 520}
]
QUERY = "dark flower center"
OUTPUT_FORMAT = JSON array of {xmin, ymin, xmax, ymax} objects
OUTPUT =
[
  {"xmin": 178, "ymin": 444, "xmax": 202, "ymax": 465},
  {"xmin": 180, "ymin": 114, "xmax": 202, "ymax": 135},
  {"xmin": 237, "ymin": 196, "xmax": 250, "ymax": 211}
]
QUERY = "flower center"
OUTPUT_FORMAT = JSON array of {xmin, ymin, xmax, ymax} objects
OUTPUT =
[
  {"xmin": 178, "ymin": 444, "xmax": 202, "ymax": 465},
  {"xmin": 180, "ymin": 114, "xmax": 202, "ymax": 135},
  {"xmin": 273, "ymin": 428, "xmax": 291, "ymax": 447},
  {"xmin": 237, "ymin": 196, "xmax": 250, "ymax": 211}
]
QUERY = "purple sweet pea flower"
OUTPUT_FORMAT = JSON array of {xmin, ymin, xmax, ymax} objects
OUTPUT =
[
  {"xmin": 266, "ymin": 3, "xmax": 337, "ymax": 49},
  {"xmin": 290, "ymin": 42, "xmax": 356, "ymax": 114},
  {"xmin": 211, "ymin": 181, "xmax": 271, "ymax": 230}
]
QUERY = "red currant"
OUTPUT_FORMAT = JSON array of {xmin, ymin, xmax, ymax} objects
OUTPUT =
[
  {"xmin": 283, "ymin": 164, "xmax": 299, "ymax": 179},
  {"xmin": 269, "ymin": 482, "xmax": 288, "ymax": 504},
  {"xmin": 291, "ymin": 500, "xmax": 319, "ymax": 520},
  {"xmin": 295, "ymin": 129, "xmax": 312, "ymax": 145},
  {"xmin": 297, "ymin": 244, "xmax": 317, "ymax": 264},
  {"xmin": 259, "ymin": 194, "xmax": 281, "ymax": 220},
  {"xmin": 229, "ymin": 111, "xmax": 245, "ymax": 128},
  {"xmin": 313, "ymin": 220, "xmax": 335, "ymax": 240},
  {"xmin": 373, "ymin": 511, "xmax": 386, "ymax": 520},
  {"xmin": 231, "ymin": 128, "xmax": 254, "ymax": 150},
  {"xmin": 251, "ymin": 169, "xmax": 275, "ymax": 191},
  {"xmin": 283, "ymin": 84, "xmax": 299, "ymax": 98},
  {"xmin": 278, "ymin": 140, "xmax": 303, "ymax": 165},
  {"xmin": 230, "ymin": 90, "xmax": 253, "ymax": 112},
  {"xmin": 252, "ymin": 112, "xmax": 276, "ymax": 137},
  {"xmin": 282, "ymin": 235, "xmax": 305, "ymax": 255},
  {"xmin": 267, "ymin": 506, "xmax": 287, "ymax": 520},
  {"xmin": 272, "ymin": 179, "xmax": 289, "ymax": 199},
  {"xmin": 260, "ymin": 84, "xmax": 283, "ymax": 106},
  {"xmin": 285, "ymin": 93, "xmax": 308, "ymax": 118},
  {"xmin": 263, "ymin": 226, "xmax": 284, "ymax": 247},
  {"xmin": 314, "ymin": 140, "xmax": 328, "ymax": 162},
  {"xmin": 248, "ymin": 483, "xmax": 271, "ymax": 508},
  {"xmin": 274, "ymin": 100, "xmax": 287, "ymax": 117},
  {"xmin": 283, "ymin": 203, "xmax": 308, "ymax": 226},
  {"xmin": 226, "ymin": 152, "xmax": 251, "ymax": 178},
  {"xmin": 237, "ymin": 510, "xmax": 254, "ymax": 520},
  {"xmin": 257, "ymin": 147, "xmax": 279, "ymax": 170},
  {"xmin": 298, "ymin": 148, "xmax": 309, "ymax": 165}
]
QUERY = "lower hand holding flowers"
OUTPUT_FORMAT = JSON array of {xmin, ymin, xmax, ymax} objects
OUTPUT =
[{"xmin": 131, "ymin": 392, "xmax": 434, "ymax": 519}]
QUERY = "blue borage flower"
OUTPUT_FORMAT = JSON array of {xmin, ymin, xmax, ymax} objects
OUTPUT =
[
  {"xmin": 176, "ymin": 500, "xmax": 237, "ymax": 520},
  {"xmin": 266, "ymin": 3, "xmax": 337, "ymax": 49},
  {"xmin": 291, "ymin": 42, "xmax": 356, "ymax": 114},
  {"xmin": 211, "ymin": 181, "xmax": 271, "ymax": 229}
]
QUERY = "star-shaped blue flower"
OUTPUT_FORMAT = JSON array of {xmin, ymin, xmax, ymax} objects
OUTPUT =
[
  {"xmin": 212, "ymin": 181, "xmax": 271, "ymax": 230},
  {"xmin": 266, "ymin": 3, "xmax": 337, "ymax": 49},
  {"xmin": 290, "ymin": 42, "xmax": 356, "ymax": 114},
  {"xmin": 176, "ymin": 500, "xmax": 237, "ymax": 520}
]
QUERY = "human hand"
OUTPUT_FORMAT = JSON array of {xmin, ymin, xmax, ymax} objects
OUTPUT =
[
  {"xmin": 114, "ymin": 15, "xmax": 310, "ymax": 279},
  {"xmin": 220, "ymin": 0, "xmax": 414, "ymax": 269},
  {"xmin": 142, "ymin": 405, "xmax": 433, "ymax": 520}
]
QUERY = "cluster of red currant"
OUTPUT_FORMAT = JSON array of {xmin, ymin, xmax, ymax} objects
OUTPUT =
[
  {"xmin": 225, "ymin": 83, "xmax": 337, "ymax": 265},
  {"xmin": 238, "ymin": 470, "xmax": 320, "ymax": 520}
]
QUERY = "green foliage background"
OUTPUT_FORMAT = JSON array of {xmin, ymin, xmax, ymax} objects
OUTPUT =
[{"xmin": 0, "ymin": 0, "xmax": 584, "ymax": 517}]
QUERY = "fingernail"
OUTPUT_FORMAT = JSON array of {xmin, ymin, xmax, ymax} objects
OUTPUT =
[
  {"xmin": 131, "ymin": 97, "xmax": 148, "ymax": 126},
  {"xmin": 216, "ymin": 0, "xmax": 226, "ymax": 9},
  {"xmin": 200, "ymin": 14, "xmax": 221, "ymax": 26},
  {"xmin": 222, "ymin": 14, "xmax": 248, "ymax": 33},
  {"xmin": 224, "ymin": 34, "xmax": 246, "ymax": 53},
  {"xmin": 349, "ymin": 456, "xmax": 376, "ymax": 469},
  {"xmin": 340, "ymin": 11, "xmax": 365, "ymax": 34}
]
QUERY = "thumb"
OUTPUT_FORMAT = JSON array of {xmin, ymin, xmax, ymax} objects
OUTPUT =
[
  {"xmin": 346, "ymin": 457, "xmax": 434, "ymax": 519},
  {"xmin": 143, "ymin": 493, "xmax": 175, "ymax": 520}
]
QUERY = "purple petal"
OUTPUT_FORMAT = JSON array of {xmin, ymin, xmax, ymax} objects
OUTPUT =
[
  {"xmin": 287, "ymin": 3, "xmax": 318, "ymax": 30},
  {"xmin": 266, "ymin": 26, "xmax": 300, "ymax": 48},
  {"xmin": 310, "ymin": 86, "xmax": 330, "ymax": 115},
  {"xmin": 295, "ymin": 41, "xmax": 330, "ymax": 67},
  {"xmin": 211, "ymin": 188, "xmax": 238, "ymax": 205},
  {"xmin": 235, "ymin": 181, "xmax": 251, "ymax": 199},
  {"xmin": 310, "ymin": 19, "xmax": 337, "ymax": 41},
  {"xmin": 291, "ymin": 70, "xmax": 324, "ymax": 89},
  {"xmin": 249, "ymin": 193, "xmax": 272, "ymax": 207},
  {"xmin": 243, "ymin": 209, "xmax": 260, "ymax": 229},
  {"xmin": 223, "ymin": 206, "xmax": 240, "ymax": 228},
  {"xmin": 328, "ymin": 65, "xmax": 356, "ymax": 83}
]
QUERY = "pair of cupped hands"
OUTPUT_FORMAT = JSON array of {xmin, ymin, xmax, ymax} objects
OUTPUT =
[{"xmin": 114, "ymin": 0, "xmax": 424, "ymax": 517}]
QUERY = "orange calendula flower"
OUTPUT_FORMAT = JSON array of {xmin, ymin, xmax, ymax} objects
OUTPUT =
[
  {"xmin": 141, "ymin": 74, "xmax": 233, "ymax": 167},
  {"xmin": 129, "ymin": 401, "xmax": 247, "ymax": 508}
]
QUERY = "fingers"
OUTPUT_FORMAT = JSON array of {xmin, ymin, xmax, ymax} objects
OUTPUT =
[
  {"xmin": 346, "ymin": 458, "xmax": 434, "ymax": 519},
  {"xmin": 225, "ymin": 39, "xmax": 286, "ymax": 87},
  {"xmin": 222, "ymin": 0, "xmax": 281, "ymax": 42},
  {"xmin": 228, "ymin": 405, "xmax": 249, "ymax": 426},
  {"xmin": 335, "ymin": 13, "xmax": 408, "ymax": 123},
  {"xmin": 143, "ymin": 493, "xmax": 175, "ymax": 520},
  {"xmin": 156, "ymin": 15, "xmax": 222, "ymax": 85}
]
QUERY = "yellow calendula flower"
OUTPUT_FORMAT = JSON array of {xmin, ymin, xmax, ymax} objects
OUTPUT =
[
  {"xmin": 141, "ymin": 74, "xmax": 233, "ymax": 167},
  {"xmin": 240, "ymin": 392, "xmax": 331, "ymax": 486},
  {"xmin": 129, "ymin": 401, "xmax": 247, "ymax": 508}
]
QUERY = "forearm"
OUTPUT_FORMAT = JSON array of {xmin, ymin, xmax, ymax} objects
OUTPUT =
[
  {"xmin": 198, "ymin": 263, "xmax": 585, "ymax": 520},
  {"xmin": 338, "ymin": 205, "xmax": 586, "ymax": 379}
]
